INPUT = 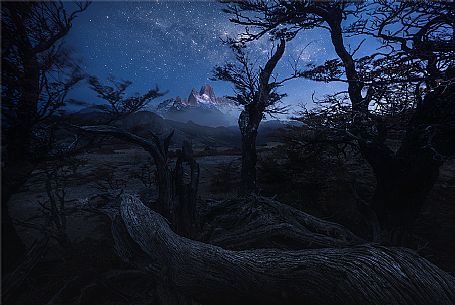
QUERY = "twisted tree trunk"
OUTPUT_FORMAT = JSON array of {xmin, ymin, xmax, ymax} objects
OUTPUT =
[
  {"xmin": 174, "ymin": 141, "xmax": 200, "ymax": 237},
  {"xmin": 154, "ymin": 161, "xmax": 174, "ymax": 218},
  {"xmin": 198, "ymin": 196, "xmax": 362, "ymax": 250},
  {"xmin": 367, "ymin": 79, "xmax": 454, "ymax": 240},
  {"xmin": 74, "ymin": 125, "xmax": 175, "ymax": 216},
  {"xmin": 75, "ymin": 125, "xmax": 200, "ymax": 236},
  {"xmin": 238, "ymin": 109, "xmax": 261, "ymax": 195},
  {"xmin": 236, "ymin": 39, "xmax": 286, "ymax": 195},
  {"xmin": 117, "ymin": 195, "xmax": 455, "ymax": 305},
  {"xmin": 369, "ymin": 151, "xmax": 441, "ymax": 242},
  {"xmin": 323, "ymin": 7, "xmax": 455, "ymax": 241}
]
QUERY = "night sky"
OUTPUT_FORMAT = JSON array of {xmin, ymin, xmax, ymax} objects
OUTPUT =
[{"xmin": 66, "ymin": 1, "xmax": 354, "ymax": 118}]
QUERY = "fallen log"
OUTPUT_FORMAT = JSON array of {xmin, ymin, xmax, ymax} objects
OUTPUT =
[
  {"xmin": 119, "ymin": 194, "xmax": 455, "ymax": 305},
  {"xmin": 111, "ymin": 214, "xmax": 196, "ymax": 305},
  {"xmin": 198, "ymin": 195, "xmax": 363, "ymax": 249}
]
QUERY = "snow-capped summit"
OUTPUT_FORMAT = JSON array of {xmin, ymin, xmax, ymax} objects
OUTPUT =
[
  {"xmin": 155, "ymin": 85, "xmax": 239, "ymax": 127},
  {"xmin": 186, "ymin": 84, "xmax": 223, "ymax": 106},
  {"xmin": 160, "ymin": 84, "xmax": 231, "ymax": 110},
  {"xmin": 199, "ymin": 84, "xmax": 217, "ymax": 102}
]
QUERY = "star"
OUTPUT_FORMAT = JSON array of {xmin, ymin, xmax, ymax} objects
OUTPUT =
[{"xmin": 67, "ymin": 1, "xmax": 331, "ymax": 115}]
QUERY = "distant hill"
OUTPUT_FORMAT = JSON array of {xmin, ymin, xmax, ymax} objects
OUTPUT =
[{"xmin": 69, "ymin": 110, "xmax": 293, "ymax": 148}]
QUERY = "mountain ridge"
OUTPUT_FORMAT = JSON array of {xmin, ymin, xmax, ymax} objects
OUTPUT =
[
  {"xmin": 155, "ymin": 84, "xmax": 239, "ymax": 127},
  {"xmin": 69, "ymin": 110, "xmax": 290, "ymax": 148}
]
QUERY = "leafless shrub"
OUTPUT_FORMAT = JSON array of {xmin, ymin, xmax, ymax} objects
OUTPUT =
[
  {"xmin": 210, "ymin": 161, "xmax": 239, "ymax": 193},
  {"xmin": 93, "ymin": 165, "xmax": 127, "ymax": 200},
  {"xmin": 129, "ymin": 159, "xmax": 156, "ymax": 189},
  {"xmin": 17, "ymin": 158, "xmax": 84, "ymax": 248}
]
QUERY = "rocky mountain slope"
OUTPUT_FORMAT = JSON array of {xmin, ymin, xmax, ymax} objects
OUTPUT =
[{"xmin": 155, "ymin": 85, "xmax": 239, "ymax": 127}]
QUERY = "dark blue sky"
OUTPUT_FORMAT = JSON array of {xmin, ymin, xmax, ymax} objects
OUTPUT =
[{"xmin": 66, "ymin": 1, "xmax": 366, "ymax": 117}]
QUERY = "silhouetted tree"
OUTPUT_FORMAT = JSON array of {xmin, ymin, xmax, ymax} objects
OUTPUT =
[
  {"xmin": 75, "ymin": 77, "xmax": 199, "ymax": 236},
  {"xmin": 1, "ymin": 1, "xmax": 89, "ymax": 162},
  {"xmin": 223, "ymin": 0, "xmax": 455, "ymax": 240},
  {"xmin": 79, "ymin": 75, "xmax": 175, "ymax": 203},
  {"xmin": 213, "ymin": 38, "xmax": 299, "ymax": 194},
  {"xmin": 1, "ymin": 1, "xmax": 89, "ymax": 272},
  {"xmin": 87, "ymin": 75, "xmax": 163, "ymax": 122}
]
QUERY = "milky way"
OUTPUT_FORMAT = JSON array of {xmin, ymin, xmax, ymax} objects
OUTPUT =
[{"xmin": 67, "ymin": 1, "xmax": 346, "ymax": 116}]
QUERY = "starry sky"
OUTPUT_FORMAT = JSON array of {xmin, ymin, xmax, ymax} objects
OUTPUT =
[{"xmin": 66, "ymin": 0, "xmax": 354, "ymax": 118}]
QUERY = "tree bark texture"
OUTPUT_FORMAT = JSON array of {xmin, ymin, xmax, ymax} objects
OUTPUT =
[
  {"xmin": 116, "ymin": 195, "xmax": 455, "ymax": 305},
  {"xmin": 368, "ymin": 75, "xmax": 454, "ymax": 237},
  {"xmin": 238, "ymin": 109, "xmax": 261, "ymax": 195},
  {"xmin": 173, "ymin": 141, "xmax": 200, "ymax": 237},
  {"xmin": 75, "ymin": 125, "xmax": 175, "ymax": 215},
  {"xmin": 237, "ymin": 39, "xmax": 286, "ymax": 195},
  {"xmin": 197, "ymin": 195, "xmax": 363, "ymax": 250}
]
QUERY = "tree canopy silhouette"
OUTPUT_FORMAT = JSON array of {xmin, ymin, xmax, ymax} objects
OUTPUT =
[
  {"xmin": 1, "ymin": 0, "xmax": 90, "ymax": 272},
  {"xmin": 223, "ymin": 0, "xmax": 455, "ymax": 241},
  {"xmin": 213, "ymin": 38, "xmax": 301, "ymax": 194}
]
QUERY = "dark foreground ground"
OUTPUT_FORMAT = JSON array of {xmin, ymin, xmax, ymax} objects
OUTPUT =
[{"xmin": 6, "ymin": 142, "xmax": 455, "ymax": 304}]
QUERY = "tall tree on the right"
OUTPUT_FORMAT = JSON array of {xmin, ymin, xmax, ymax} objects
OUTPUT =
[{"xmin": 224, "ymin": 1, "xmax": 455, "ymax": 241}]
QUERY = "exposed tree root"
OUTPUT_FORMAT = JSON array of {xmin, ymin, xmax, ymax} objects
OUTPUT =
[
  {"xmin": 197, "ymin": 195, "xmax": 363, "ymax": 250},
  {"xmin": 115, "ymin": 194, "xmax": 455, "ymax": 305}
]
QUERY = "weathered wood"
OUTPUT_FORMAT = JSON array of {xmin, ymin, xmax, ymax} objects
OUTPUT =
[
  {"xmin": 371, "ymin": 79, "xmax": 455, "ymax": 240},
  {"xmin": 174, "ymin": 141, "xmax": 200, "ymax": 237},
  {"xmin": 198, "ymin": 195, "xmax": 363, "ymax": 250},
  {"xmin": 119, "ymin": 194, "xmax": 455, "ymax": 305},
  {"xmin": 75, "ymin": 125, "xmax": 202, "ymax": 237},
  {"xmin": 72, "ymin": 125, "xmax": 163, "ymax": 163},
  {"xmin": 238, "ymin": 114, "xmax": 260, "ymax": 194},
  {"xmin": 111, "ymin": 214, "xmax": 195, "ymax": 305},
  {"xmin": 238, "ymin": 40, "xmax": 287, "ymax": 195},
  {"xmin": 73, "ymin": 124, "xmax": 175, "ymax": 216}
]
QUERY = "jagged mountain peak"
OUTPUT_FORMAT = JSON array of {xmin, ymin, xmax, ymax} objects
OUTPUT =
[
  {"xmin": 199, "ymin": 84, "xmax": 216, "ymax": 101},
  {"xmin": 155, "ymin": 85, "xmax": 239, "ymax": 127},
  {"xmin": 188, "ymin": 89, "xmax": 199, "ymax": 105}
]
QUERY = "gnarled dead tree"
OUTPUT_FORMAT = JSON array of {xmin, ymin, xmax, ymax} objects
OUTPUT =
[
  {"xmin": 197, "ymin": 195, "xmax": 362, "ymax": 250},
  {"xmin": 223, "ymin": 0, "xmax": 455, "ymax": 241},
  {"xmin": 213, "ymin": 38, "xmax": 300, "ymax": 194},
  {"xmin": 75, "ymin": 126, "xmax": 201, "ymax": 239},
  {"xmin": 1, "ymin": 0, "xmax": 90, "ymax": 273},
  {"xmin": 74, "ymin": 125, "xmax": 175, "ymax": 218},
  {"xmin": 174, "ymin": 141, "xmax": 200, "ymax": 237},
  {"xmin": 113, "ymin": 194, "xmax": 455, "ymax": 305}
]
